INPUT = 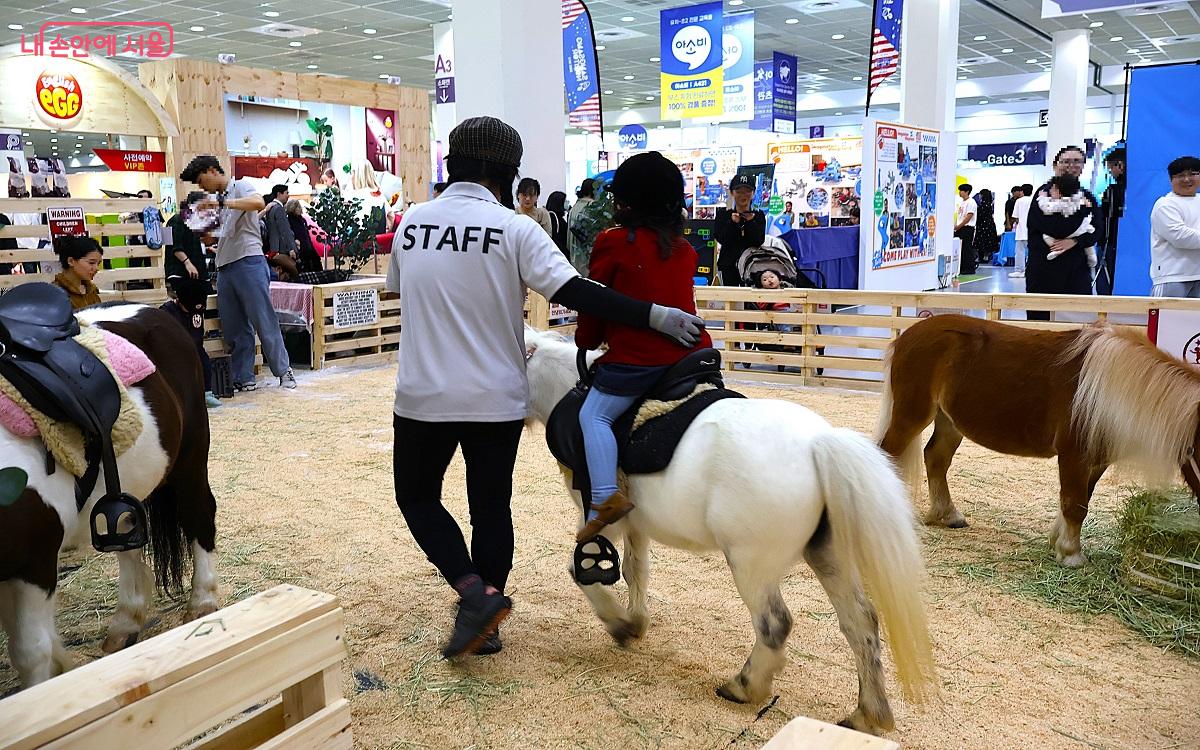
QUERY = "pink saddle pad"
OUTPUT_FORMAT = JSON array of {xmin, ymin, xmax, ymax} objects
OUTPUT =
[{"xmin": 0, "ymin": 329, "xmax": 156, "ymax": 438}]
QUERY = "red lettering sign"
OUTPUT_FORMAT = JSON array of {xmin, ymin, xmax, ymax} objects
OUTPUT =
[{"xmin": 93, "ymin": 148, "xmax": 167, "ymax": 173}]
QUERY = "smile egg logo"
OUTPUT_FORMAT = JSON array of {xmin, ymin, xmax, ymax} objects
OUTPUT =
[
  {"xmin": 35, "ymin": 71, "xmax": 83, "ymax": 128},
  {"xmin": 672, "ymin": 24, "xmax": 711, "ymax": 70}
]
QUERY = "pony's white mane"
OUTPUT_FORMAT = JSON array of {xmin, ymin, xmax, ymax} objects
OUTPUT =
[
  {"xmin": 523, "ymin": 327, "xmax": 598, "ymax": 424},
  {"xmin": 1069, "ymin": 325, "xmax": 1200, "ymax": 485}
]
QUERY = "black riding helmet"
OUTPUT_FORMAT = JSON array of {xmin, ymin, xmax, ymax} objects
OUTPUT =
[{"xmin": 607, "ymin": 151, "xmax": 685, "ymax": 218}]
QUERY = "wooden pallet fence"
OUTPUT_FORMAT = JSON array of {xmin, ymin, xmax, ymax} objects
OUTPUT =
[
  {"xmin": 0, "ymin": 585, "xmax": 351, "ymax": 750},
  {"xmin": 311, "ymin": 276, "xmax": 401, "ymax": 369},
  {"xmin": 760, "ymin": 716, "xmax": 899, "ymax": 749}
]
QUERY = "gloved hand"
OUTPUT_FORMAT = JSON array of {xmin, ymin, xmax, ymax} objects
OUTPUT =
[{"xmin": 648, "ymin": 304, "xmax": 705, "ymax": 348}]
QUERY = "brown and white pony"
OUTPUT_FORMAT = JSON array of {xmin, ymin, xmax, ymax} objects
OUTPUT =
[
  {"xmin": 877, "ymin": 314, "xmax": 1200, "ymax": 567},
  {"xmin": 0, "ymin": 303, "xmax": 219, "ymax": 688}
]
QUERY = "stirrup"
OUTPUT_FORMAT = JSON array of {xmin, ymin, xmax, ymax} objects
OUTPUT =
[
  {"xmin": 90, "ymin": 492, "xmax": 148, "ymax": 552},
  {"xmin": 573, "ymin": 535, "xmax": 620, "ymax": 586}
]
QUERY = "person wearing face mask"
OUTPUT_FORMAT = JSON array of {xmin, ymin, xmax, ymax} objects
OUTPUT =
[
  {"xmin": 1024, "ymin": 146, "xmax": 1105, "ymax": 320},
  {"xmin": 714, "ymin": 174, "xmax": 765, "ymax": 286}
]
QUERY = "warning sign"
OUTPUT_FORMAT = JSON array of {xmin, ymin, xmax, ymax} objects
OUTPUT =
[
  {"xmin": 332, "ymin": 288, "xmax": 379, "ymax": 330},
  {"xmin": 47, "ymin": 206, "xmax": 86, "ymax": 239}
]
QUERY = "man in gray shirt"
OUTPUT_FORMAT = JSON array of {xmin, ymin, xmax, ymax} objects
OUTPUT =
[{"xmin": 180, "ymin": 155, "xmax": 295, "ymax": 390}]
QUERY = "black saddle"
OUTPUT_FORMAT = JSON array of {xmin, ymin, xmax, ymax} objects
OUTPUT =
[{"xmin": 0, "ymin": 283, "xmax": 146, "ymax": 552}]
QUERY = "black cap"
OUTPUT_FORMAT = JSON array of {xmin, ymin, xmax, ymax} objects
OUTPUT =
[
  {"xmin": 447, "ymin": 116, "xmax": 523, "ymax": 168},
  {"xmin": 730, "ymin": 174, "xmax": 754, "ymax": 191}
]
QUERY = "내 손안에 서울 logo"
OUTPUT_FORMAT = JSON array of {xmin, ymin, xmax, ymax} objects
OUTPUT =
[
  {"xmin": 20, "ymin": 21, "xmax": 174, "ymax": 59},
  {"xmin": 35, "ymin": 71, "xmax": 83, "ymax": 128}
]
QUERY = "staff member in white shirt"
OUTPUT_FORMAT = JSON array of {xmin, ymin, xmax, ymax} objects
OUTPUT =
[
  {"xmin": 1009, "ymin": 183, "xmax": 1033, "ymax": 279},
  {"xmin": 954, "ymin": 184, "xmax": 978, "ymax": 273},
  {"xmin": 386, "ymin": 117, "xmax": 704, "ymax": 659},
  {"xmin": 1150, "ymin": 156, "xmax": 1200, "ymax": 297}
]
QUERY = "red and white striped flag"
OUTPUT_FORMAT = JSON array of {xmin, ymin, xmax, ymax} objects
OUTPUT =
[
  {"xmin": 867, "ymin": 0, "xmax": 904, "ymax": 102},
  {"xmin": 562, "ymin": 0, "xmax": 602, "ymax": 135}
]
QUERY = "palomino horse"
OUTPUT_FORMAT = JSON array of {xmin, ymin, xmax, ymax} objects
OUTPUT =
[
  {"xmin": 0, "ymin": 303, "xmax": 219, "ymax": 687},
  {"xmin": 524, "ymin": 329, "xmax": 936, "ymax": 736},
  {"xmin": 877, "ymin": 314, "xmax": 1200, "ymax": 567}
]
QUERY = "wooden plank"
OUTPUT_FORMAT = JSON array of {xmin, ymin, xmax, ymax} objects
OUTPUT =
[
  {"xmin": 257, "ymin": 699, "xmax": 352, "ymax": 750},
  {"xmin": 990, "ymin": 293, "xmax": 1183, "ymax": 314},
  {"xmin": 805, "ymin": 312, "xmax": 914, "ymax": 330},
  {"xmin": 809, "ymin": 334, "xmax": 892, "ymax": 350},
  {"xmin": 311, "ymin": 284, "xmax": 327, "ymax": 369},
  {"xmin": 321, "ymin": 333, "xmax": 400, "ymax": 354},
  {"xmin": 760, "ymin": 716, "xmax": 900, "ymax": 749},
  {"xmin": 695, "ymin": 287, "xmax": 809, "ymax": 304},
  {"xmin": 0, "ymin": 198, "xmax": 150, "ymax": 214},
  {"xmin": 0, "ymin": 267, "xmax": 163, "ymax": 289},
  {"xmin": 0, "ymin": 223, "xmax": 147, "ymax": 239},
  {"xmin": 700, "ymin": 310, "xmax": 807, "ymax": 325},
  {"xmin": 321, "ymin": 351, "xmax": 398, "ymax": 369},
  {"xmin": 708, "ymin": 329, "xmax": 806, "ymax": 346},
  {"xmin": 804, "ymin": 289, "xmax": 992, "ymax": 308},
  {"xmin": 0, "ymin": 585, "xmax": 338, "ymax": 750},
  {"xmin": 282, "ymin": 664, "xmax": 342, "ymax": 728},
  {"xmin": 185, "ymin": 700, "xmax": 284, "ymax": 750},
  {"xmin": 0, "ymin": 246, "xmax": 163, "ymax": 262},
  {"xmin": 40, "ymin": 610, "xmax": 346, "ymax": 750}
]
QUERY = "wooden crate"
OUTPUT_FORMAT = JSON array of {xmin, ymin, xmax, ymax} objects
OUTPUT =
[
  {"xmin": 311, "ymin": 276, "xmax": 401, "ymax": 369},
  {"xmin": 0, "ymin": 584, "xmax": 350, "ymax": 750},
  {"xmin": 760, "ymin": 716, "xmax": 899, "ymax": 749}
]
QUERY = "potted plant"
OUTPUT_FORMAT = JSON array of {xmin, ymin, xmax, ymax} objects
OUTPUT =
[
  {"xmin": 307, "ymin": 186, "xmax": 377, "ymax": 283},
  {"xmin": 302, "ymin": 117, "xmax": 334, "ymax": 166}
]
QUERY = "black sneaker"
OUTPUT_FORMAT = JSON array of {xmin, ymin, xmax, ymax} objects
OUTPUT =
[
  {"xmin": 475, "ymin": 631, "xmax": 502, "ymax": 656},
  {"xmin": 442, "ymin": 589, "xmax": 511, "ymax": 659}
]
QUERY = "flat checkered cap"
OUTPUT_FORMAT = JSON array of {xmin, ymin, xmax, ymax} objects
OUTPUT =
[{"xmin": 447, "ymin": 116, "xmax": 523, "ymax": 168}]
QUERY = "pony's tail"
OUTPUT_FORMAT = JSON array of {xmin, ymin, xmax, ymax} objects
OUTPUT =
[
  {"xmin": 811, "ymin": 428, "xmax": 939, "ymax": 704},
  {"xmin": 144, "ymin": 483, "xmax": 190, "ymax": 597},
  {"xmin": 875, "ymin": 347, "xmax": 923, "ymax": 502}
]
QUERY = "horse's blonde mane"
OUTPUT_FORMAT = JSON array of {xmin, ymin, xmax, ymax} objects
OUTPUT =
[{"xmin": 1069, "ymin": 325, "xmax": 1200, "ymax": 484}]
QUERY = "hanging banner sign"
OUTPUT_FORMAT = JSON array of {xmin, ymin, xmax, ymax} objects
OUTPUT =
[
  {"xmin": 563, "ymin": 0, "xmax": 602, "ymax": 134},
  {"xmin": 660, "ymin": 2, "xmax": 724, "ymax": 120},
  {"xmin": 772, "ymin": 52, "xmax": 797, "ymax": 135},
  {"xmin": 750, "ymin": 61, "xmax": 773, "ymax": 131},
  {"xmin": 1041, "ymin": 0, "xmax": 1186, "ymax": 18},
  {"xmin": 965, "ymin": 141, "xmax": 1046, "ymax": 166},
  {"xmin": 434, "ymin": 28, "xmax": 455, "ymax": 104},
  {"xmin": 93, "ymin": 148, "xmax": 166, "ymax": 172},
  {"xmin": 47, "ymin": 206, "xmax": 86, "ymax": 239},
  {"xmin": 719, "ymin": 12, "xmax": 754, "ymax": 122},
  {"xmin": 618, "ymin": 124, "xmax": 648, "ymax": 150}
]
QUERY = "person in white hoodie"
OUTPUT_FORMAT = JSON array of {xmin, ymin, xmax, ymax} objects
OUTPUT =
[{"xmin": 1150, "ymin": 156, "xmax": 1200, "ymax": 297}]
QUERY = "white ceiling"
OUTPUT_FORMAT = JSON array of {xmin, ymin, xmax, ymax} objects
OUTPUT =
[{"xmin": 2, "ymin": 0, "xmax": 1199, "ymax": 125}]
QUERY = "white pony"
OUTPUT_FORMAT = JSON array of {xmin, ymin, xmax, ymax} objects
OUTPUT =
[{"xmin": 523, "ymin": 329, "xmax": 937, "ymax": 735}]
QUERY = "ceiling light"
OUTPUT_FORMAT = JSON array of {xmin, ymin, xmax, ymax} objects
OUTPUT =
[
  {"xmin": 785, "ymin": 18, "xmax": 799, "ymax": 24},
  {"xmin": 1127, "ymin": 48, "xmax": 1139, "ymax": 54},
  {"xmin": 70, "ymin": 7, "xmax": 86, "ymax": 14},
  {"xmin": 263, "ymin": 10, "xmax": 279, "ymax": 17},
  {"xmin": 621, "ymin": 106, "xmax": 630, "ymax": 111},
  {"xmin": 603, "ymin": 89, "xmax": 613, "ymax": 94},
  {"xmin": 190, "ymin": 25, "xmax": 204, "ymax": 32},
  {"xmin": 650, "ymin": 56, "xmax": 660, "ymax": 62},
  {"xmin": 1089, "ymin": 21, "xmax": 1104, "ymax": 28},
  {"xmin": 623, "ymin": 74, "xmax": 634, "ymax": 80},
  {"xmin": 595, "ymin": 44, "xmax": 606, "ymax": 50},
  {"xmin": 730, "ymin": 0, "xmax": 744, "ymax": 5},
  {"xmin": 979, "ymin": 99, "xmax": 989, "ymax": 104},
  {"xmin": 831, "ymin": 34, "xmax": 845, "ymax": 40},
  {"xmin": 1110, "ymin": 36, "xmax": 1124, "ymax": 42},
  {"xmin": 22, "ymin": 133, "xmax": 30, "ymax": 136},
  {"xmin": 372, "ymin": 54, "xmax": 384, "ymax": 60},
  {"xmin": 852, "ymin": 76, "xmax": 863, "ymax": 81},
  {"xmin": 958, "ymin": 75, "xmax": 967, "ymax": 80},
  {"xmin": 656, "ymin": 125, "xmax": 665, "ymax": 129},
  {"xmin": 818, "ymin": 68, "xmax": 829, "ymax": 72},
  {"xmin": 620, "ymin": 16, "xmax": 635, "ymax": 22},
  {"xmin": 835, "ymin": 111, "xmax": 843, "ymax": 116},
  {"xmin": 307, "ymin": 64, "xmax": 318, "ymax": 69},
  {"xmin": 973, "ymin": 35, "xmax": 986, "ymax": 41},
  {"xmin": 380, "ymin": 74, "xmax": 390, "ymax": 79},
  {"xmin": 363, "ymin": 27, "xmax": 376, "ymax": 34},
  {"xmin": 1026, "ymin": 58, "xmax": 1038, "ymax": 63},
  {"xmin": 76, "ymin": 134, "xmax": 83, "ymax": 138},
  {"xmin": 645, "ymin": 95, "xmax": 654, "ymax": 100},
  {"xmin": 50, "ymin": 138, "xmax": 57, "ymax": 143},
  {"xmin": 447, "ymin": 13, "xmax": 452, "ymax": 20},
  {"xmin": 289, "ymin": 41, "xmax": 302, "ymax": 47},
  {"xmin": 8, "ymin": 24, "xmax": 23, "ymax": 30},
  {"xmin": 1001, "ymin": 47, "xmax": 1013, "ymax": 53}
]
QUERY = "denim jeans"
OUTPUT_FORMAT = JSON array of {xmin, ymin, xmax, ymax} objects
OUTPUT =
[
  {"xmin": 1014, "ymin": 240, "xmax": 1028, "ymax": 272},
  {"xmin": 215, "ymin": 254, "xmax": 290, "ymax": 383},
  {"xmin": 579, "ymin": 387, "xmax": 639, "ymax": 506}
]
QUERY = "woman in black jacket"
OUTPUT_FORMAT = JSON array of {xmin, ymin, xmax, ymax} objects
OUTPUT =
[
  {"xmin": 285, "ymin": 199, "xmax": 322, "ymax": 273},
  {"xmin": 714, "ymin": 174, "xmax": 765, "ymax": 286},
  {"xmin": 1024, "ymin": 146, "xmax": 1104, "ymax": 320}
]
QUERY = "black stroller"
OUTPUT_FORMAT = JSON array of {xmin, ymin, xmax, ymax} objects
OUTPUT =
[{"xmin": 736, "ymin": 236, "xmax": 826, "ymax": 373}]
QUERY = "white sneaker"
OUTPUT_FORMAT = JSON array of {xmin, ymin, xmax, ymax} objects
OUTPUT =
[
  {"xmin": 279, "ymin": 369, "xmax": 297, "ymax": 389},
  {"xmin": 234, "ymin": 380, "xmax": 257, "ymax": 392},
  {"xmin": 1008, "ymin": 271, "xmax": 1025, "ymax": 279}
]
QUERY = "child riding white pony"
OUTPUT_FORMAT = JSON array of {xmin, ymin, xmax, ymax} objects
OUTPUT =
[{"xmin": 524, "ymin": 328, "xmax": 937, "ymax": 736}]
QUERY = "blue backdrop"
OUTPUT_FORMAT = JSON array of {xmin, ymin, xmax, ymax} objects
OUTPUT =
[{"xmin": 1114, "ymin": 63, "xmax": 1200, "ymax": 296}]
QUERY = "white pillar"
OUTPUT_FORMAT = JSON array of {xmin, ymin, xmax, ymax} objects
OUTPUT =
[
  {"xmin": 431, "ymin": 22, "xmax": 456, "ymax": 185},
  {"xmin": 452, "ymin": 0, "xmax": 566, "ymax": 194},
  {"xmin": 899, "ymin": 0, "xmax": 959, "ymax": 131},
  {"xmin": 1046, "ymin": 29, "xmax": 1090, "ymax": 165}
]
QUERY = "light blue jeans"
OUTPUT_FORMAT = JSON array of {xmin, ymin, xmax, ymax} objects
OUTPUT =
[
  {"xmin": 1014, "ymin": 240, "xmax": 1028, "ymax": 272},
  {"xmin": 216, "ymin": 254, "xmax": 290, "ymax": 383},
  {"xmin": 579, "ymin": 387, "xmax": 638, "ymax": 509}
]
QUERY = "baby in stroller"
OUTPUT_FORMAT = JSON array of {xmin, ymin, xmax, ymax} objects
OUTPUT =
[{"xmin": 738, "ymin": 236, "xmax": 825, "ymax": 373}]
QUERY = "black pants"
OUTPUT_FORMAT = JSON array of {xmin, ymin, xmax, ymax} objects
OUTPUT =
[
  {"xmin": 955, "ymin": 226, "xmax": 976, "ymax": 273},
  {"xmin": 718, "ymin": 261, "xmax": 742, "ymax": 287},
  {"xmin": 392, "ymin": 415, "xmax": 524, "ymax": 592}
]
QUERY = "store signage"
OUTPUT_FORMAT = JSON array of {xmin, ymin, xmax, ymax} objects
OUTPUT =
[
  {"xmin": 659, "ymin": 2, "xmax": 725, "ymax": 120},
  {"xmin": 809, "ymin": 125, "xmax": 825, "ymax": 138},
  {"xmin": 35, "ymin": 71, "xmax": 83, "ymax": 128},
  {"xmin": 618, "ymin": 124, "xmax": 648, "ymax": 150},
  {"xmin": 19, "ymin": 22, "xmax": 174, "ymax": 59},
  {"xmin": 771, "ymin": 52, "xmax": 797, "ymax": 135},
  {"xmin": 332, "ymin": 288, "xmax": 379, "ymax": 330},
  {"xmin": 366, "ymin": 109, "xmax": 397, "ymax": 174},
  {"xmin": 435, "ymin": 76, "xmax": 455, "ymax": 104},
  {"xmin": 699, "ymin": 157, "xmax": 717, "ymax": 175},
  {"xmin": 597, "ymin": 150, "xmax": 610, "ymax": 172},
  {"xmin": 563, "ymin": 0, "xmax": 601, "ymax": 134},
  {"xmin": 434, "ymin": 43, "xmax": 455, "ymax": 104},
  {"xmin": 966, "ymin": 141, "xmax": 1046, "ymax": 166},
  {"xmin": 719, "ymin": 11, "xmax": 754, "ymax": 122},
  {"xmin": 3, "ymin": 134, "xmax": 22, "ymax": 151},
  {"xmin": 47, "ymin": 206, "xmax": 86, "ymax": 239},
  {"xmin": 1041, "ymin": 0, "xmax": 1186, "ymax": 19},
  {"xmin": 93, "ymin": 148, "xmax": 166, "ymax": 172},
  {"xmin": 869, "ymin": 121, "xmax": 940, "ymax": 272},
  {"xmin": 750, "ymin": 61, "xmax": 773, "ymax": 131}
]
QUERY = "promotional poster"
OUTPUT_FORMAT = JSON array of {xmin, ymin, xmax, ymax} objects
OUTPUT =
[
  {"xmin": 719, "ymin": 12, "xmax": 754, "ymax": 122},
  {"xmin": 870, "ymin": 121, "xmax": 939, "ymax": 271},
  {"xmin": 660, "ymin": 2, "xmax": 724, "ymax": 120}
]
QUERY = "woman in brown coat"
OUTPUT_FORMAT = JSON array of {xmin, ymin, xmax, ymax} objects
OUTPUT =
[{"xmin": 52, "ymin": 234, "xmax": 103, "ymax": 309}]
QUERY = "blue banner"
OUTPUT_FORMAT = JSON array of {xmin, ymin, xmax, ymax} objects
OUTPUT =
[
  {"xmin": 660, "ymin": 2, "xmax": 724, "ymax": 120},
  {"xmin": 772, "ymin": 51, "xmax": 797, "ymax": 135},
  {"xmin": 618, "ymin": 124, "xmax": 648, "ymax": 151},
  {"xmin": 720, "ymin": 12, "xmax": 754, "ymax": 122},
  {"xmin": 965, "ymin": 141, "xmax": 1046, "ymax": 166},
  {"xmin": 750, "ymin": 61, "xmax": 772, "ymax": 131},
  {"xmin": 563, "ymin": 7, "xmax": 599, "ymax": 114}
]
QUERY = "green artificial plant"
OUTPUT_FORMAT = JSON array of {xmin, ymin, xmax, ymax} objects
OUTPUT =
[
  {"xmin": 302, "ymin": 116, "xmax": 334, "ymax": 163},
  {"xmin": 307, "ymin": 186, "xmax": 376, "ymax": 276}
]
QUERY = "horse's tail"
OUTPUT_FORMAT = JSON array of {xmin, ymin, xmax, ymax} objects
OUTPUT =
[
  {"xmin": 144, "ymin": 483, "xmax": 190, "ymax": 597},
  {"xmin": 811, "ymin": 428, "xmax": 938, "ymax": 704},
  {"xmin": 874, "ymin": 346, "xmax": 923, "ymax": 500}
]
